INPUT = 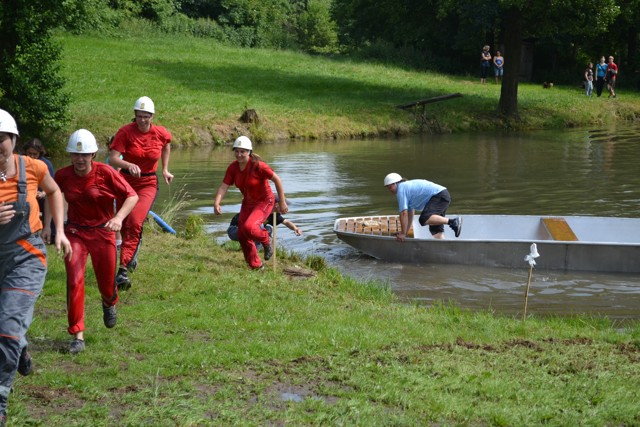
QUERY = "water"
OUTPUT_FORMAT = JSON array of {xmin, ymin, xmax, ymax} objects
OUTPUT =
[{"xmin": 61, "ymin": 123, "xmax": 640, "ymax": 319}]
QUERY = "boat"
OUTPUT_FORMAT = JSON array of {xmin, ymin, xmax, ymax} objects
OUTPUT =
[{"xmin": 333, "ymin": 214, "xmax": 640, "ymax": 273}]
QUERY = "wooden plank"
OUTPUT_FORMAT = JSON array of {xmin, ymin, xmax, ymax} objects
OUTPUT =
[
  {"xmin": 541, "ymin": 217, "xmax": 579, "ymax": 241},
  {"xmin": 396, "ymin": 93, "xmax": 463, "ymax": 110}
]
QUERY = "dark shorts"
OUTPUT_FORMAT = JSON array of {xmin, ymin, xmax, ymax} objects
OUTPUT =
[{"xmin": 418, "ymin": 190, "xmax": 451, "ymax": 235}]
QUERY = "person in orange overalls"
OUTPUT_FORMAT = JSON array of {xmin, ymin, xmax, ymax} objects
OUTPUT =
[
  {"xmin": 55, "ymin": 129, "xmax": 138, "ymax": 354},
  {"xmin": 108, "ymin": 96, "xmax": 173, "ymax": 290},
  {"xmin": 214, "ymin": 136, "xmax": 289, "ymax": 269},
  {"xmin": 0, "ymin": 109, "xmax": 71, "ymax": 425}
]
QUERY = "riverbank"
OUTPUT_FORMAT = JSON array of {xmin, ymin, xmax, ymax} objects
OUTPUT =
[
  {"xmin": 12, "ymin": 228, "xmax": 640, "ymax": 425},
  {"xmin": 59, "ymin": 33, "xmax": 640, "ymax": 147}
]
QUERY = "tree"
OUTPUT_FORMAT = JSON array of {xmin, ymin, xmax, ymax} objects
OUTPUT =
[{"xmin": 0, "ymin": 0, "xmax": 69, "ymax": 139}]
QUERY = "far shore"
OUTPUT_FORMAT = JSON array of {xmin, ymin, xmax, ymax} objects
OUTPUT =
[{"xmin": 57, "ymin": 33, "xmax": 640, "ymax": 148}]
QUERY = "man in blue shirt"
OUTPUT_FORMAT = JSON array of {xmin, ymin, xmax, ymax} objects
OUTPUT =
[{"xmin": 384, "ymin": 172, "xmax": 462, "ymax": 241}]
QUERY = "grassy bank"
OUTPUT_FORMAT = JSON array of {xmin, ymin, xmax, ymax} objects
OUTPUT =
[
  {"xmin": 58, "ymin": 33, "xmax": 640, "ymax": 146},
  {"xmin": 11, "ymin": 228, "xmax": 640, "ymax": 426}
]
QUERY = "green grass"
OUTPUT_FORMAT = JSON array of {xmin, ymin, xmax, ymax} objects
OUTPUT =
[
  {"xmin": 10, "ymin": 229, "xmax": 640, "ymax": 426},
  {"xmin": 58, "ymin": 32, "xmax": 640, "ymax": 147}
]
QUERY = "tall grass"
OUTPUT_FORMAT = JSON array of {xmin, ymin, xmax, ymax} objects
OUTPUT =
[
  {"xmin": 57, "ymin": 33, "xmax": 640, "ymax": 147},
  {"xmin": 11, "ymin": 230, "xmax": 640, "ymax": 426}
]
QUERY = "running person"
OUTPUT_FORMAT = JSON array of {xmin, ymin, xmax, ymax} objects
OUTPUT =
[
  {"xmin": 214, "ymin": 136, "xmax": 289, "ymax": 270},
  {"xmin": 0, "ymin": 109, "xmax": 71, "ymax": 425},
  {"xmin": 55, "ymin": 130, "xmax": 138, "ymax": 354},
  {"xmin": 108, "ymin": 97, "xmax": 173, "ymax": 290}
]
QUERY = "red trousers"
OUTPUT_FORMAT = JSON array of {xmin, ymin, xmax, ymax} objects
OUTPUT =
[
  {"xmin": 120, "ymin": 175, "xmax": 157, "ymax": 267},
  {"xmin": 64, "ymin": 226, "xmax": 118, "ymax": 335},
  {"xmin": 238, "ymin": 198, "xmax": 274, "ymax": 268}
]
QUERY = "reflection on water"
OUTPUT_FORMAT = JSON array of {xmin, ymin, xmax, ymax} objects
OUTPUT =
[{"xmin": 81, "ymin": 123, "xmax": 640, "ymax": 319}]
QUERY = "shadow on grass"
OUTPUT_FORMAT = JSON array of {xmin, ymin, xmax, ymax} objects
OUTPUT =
[{"xmin": 133, "ymin": 59, "xmax": 470, "ymax": 111}]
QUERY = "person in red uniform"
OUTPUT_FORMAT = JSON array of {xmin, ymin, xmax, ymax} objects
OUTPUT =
[
  {"xmin": 108, "ymin": 96, "xmax": 173, "ymax": 290},
  {"xmin": 55, "ymin": 129, "xmax": 138, "ymax": 354},
  {"xmin": 214, "ymin": 136, "xmax": 289, "ymax": 269},
  {"xmin": 1, "ymin": 109, "xmax": 71, "ymax": 426},
  {"xmin": 606, "ymin": 55, "xmax": 618, "ymax": 98}
]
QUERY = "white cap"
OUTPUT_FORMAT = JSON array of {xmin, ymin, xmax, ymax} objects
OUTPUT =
[
  {"xmin": 0, "ymin": 109, "xmax": 19, "ymax": 136},
  {"xmin": 133, "ymin": 96, "xmax": 155, "ymax": 114},
  {"xmin": 384, "ymin": 172, "xmax": 402, "ymax": 186},
  {"xmin": 232, "ymin": 136, "xmax": 253, "ymax": 151},
  {"xmin": 66, "ymin": 129, "xmax": 98, "ymax": 153}
]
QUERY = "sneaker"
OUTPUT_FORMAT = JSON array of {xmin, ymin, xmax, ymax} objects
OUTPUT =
[
  {"xmin": 115, "ymin": 268, "xmax": 131, "ymax": 291},
  {"xmin": 103, "ymin": 303, "xmax": 117, "ymax": 328},
  {"xmin": 127, "ymin": 257, "xmax": 138, "ymax": 272},
  {"xmin": 17, "ymin": 346, "xmax": 32, "ymax": 376},
  {"xmin": 252, "ymin": 264, "xmax": 265, "ymax": 271},
  {"xmin": 449, "ymin": 217, "xmax": 463, "ymax": 238},
  {"xmin": 264, "ymin": 240, "xmax": 274, "ymax": 261},
  {"xmin": 265, "ymin": 224, "xmax": 273, "ymax": 237},
  {"xmin": 69, "ymin": 339, "xmax": 85, "ymax": 355}
]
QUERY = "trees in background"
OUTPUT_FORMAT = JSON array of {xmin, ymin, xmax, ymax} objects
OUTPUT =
[
  {"xmin": 0, "ymin": 0, "xmax": 69, "ymax": 139},
  {"xmin": 1, "ymin": 0, "xmax": 638, "ymax": 134}
]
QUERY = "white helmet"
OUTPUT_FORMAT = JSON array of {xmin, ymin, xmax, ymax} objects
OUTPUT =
[
  {"xmin": 0, "ymin": 109, "xmax": 19, "ymax": 136},
  {"xmin": 66, "ymin": 129, "xmax": 98, "ymax": 153},
  {"xmin": 232, "ymin": 136, "xmax": 253, "ymax": 151},
  {"xmin": 133, "ymin": 96, "xmax": 155, "ymax": 114},
  {"xmin": 384, "ymin": 172, "xmax": 402, "ymax": 186}
]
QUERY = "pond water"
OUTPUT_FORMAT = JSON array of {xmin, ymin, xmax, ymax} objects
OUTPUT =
[{"xmin": 60, "ymin": 122, "xmax": 640, "ymax": 320}]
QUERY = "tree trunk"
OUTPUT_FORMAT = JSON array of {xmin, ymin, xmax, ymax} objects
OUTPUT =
[{"xmin": 498, "ymin": 7, "xmax": 524, "ymax": 118}]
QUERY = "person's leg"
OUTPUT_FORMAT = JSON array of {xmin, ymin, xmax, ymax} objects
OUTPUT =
[
  {"xmin": 119, "ymin": 176, "xmax": 158, "ymax": 270},
  {"xmin": 88, "ymin": 228, "xmax": 119, "ymax": 329},
  {"xmin": 89, "ymin": 228, "xmax": 118, "ymax": 307},
  {"xmin": 237, "ymin": 200, "xmax": 274, "ymax": 268},
  {"xmin": 64, "ymin": 231, "xmax": 89, "ymax": 337},
  {"xmin": 418, "ymin": 190, "xmax": 460, "ymax": 239},
  {"xmin": 0, "ymin": 237, "xmax": 46, "ymax": 418}
]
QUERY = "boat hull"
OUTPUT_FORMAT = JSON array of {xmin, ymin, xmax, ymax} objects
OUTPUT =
[{"xmin": 334, "ymin": 215, "xmax": 640, "ymax": 273}]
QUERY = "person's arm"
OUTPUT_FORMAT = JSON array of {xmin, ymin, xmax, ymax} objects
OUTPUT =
[
  {"xmin": 396, "ymin": 209, "xmax": 412, "ymax": 242},
  {"xmin": 105, "ymin": 194, "xmax": 139, "ymax": 232},
  {"xmin": 270, "ymin": 173, "xmax": 288, "ymax": 214},
  {"xmin": 41, "ymin": 174, "xmax": 72, "ymax": 259},
  {"xmin": 282, "ymin": 219, "xmax": 302, "ymax": 236},
  {"xmin": 214, "ymin": 183, "xmax": 230, "ymax": 215},
  {"xmin": 161, "ymin": 143, "xmax": 174, "ymax": 185},
  {"xmin": 109, "ymin": 149, "xmax": 141, "ymax": 178},
  {"xmin": 42, "ymin": 199, "xmax": 52, "ymax": 242}
]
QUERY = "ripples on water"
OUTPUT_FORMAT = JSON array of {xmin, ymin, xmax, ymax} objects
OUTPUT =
[{"xmin": 143, "ymin": 124, "xmax": 640, "ymax": 320}]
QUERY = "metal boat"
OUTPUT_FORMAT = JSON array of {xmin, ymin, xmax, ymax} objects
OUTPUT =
[{"xmin": 333, "ymin": 214, "xmax": 640, "ymax": 273}]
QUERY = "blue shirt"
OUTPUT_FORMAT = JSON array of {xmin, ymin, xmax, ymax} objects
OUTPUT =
[
  {"xmin": 396, "ymin": 179, "xmax": 446, "ymax": 212},
  {"xmin": 596, "ymin": 63, "xmax": 608, "ymax": 78}
]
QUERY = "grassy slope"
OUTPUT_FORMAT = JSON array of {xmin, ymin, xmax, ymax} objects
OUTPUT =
[
  {"xmin": 59, "ymin": 33, "xmax": 640, "ymax": 146},
  {"xmin": 11, "ymin": 230, "xmax": 640, "ymax": 426}
]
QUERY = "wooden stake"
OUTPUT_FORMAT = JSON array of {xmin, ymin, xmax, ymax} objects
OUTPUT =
[
  {"xmin": 523, "ymin": 265, "xmax": 533, "ymax": 320},
  {"xmin": 272, "ymin": 211, "xmax": 277, "ymax": 272}
]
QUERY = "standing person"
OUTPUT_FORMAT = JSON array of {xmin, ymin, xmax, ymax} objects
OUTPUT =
[
  {"xmin": 584, "ymin": 62, "xmax": 594, "ymax": 97},
  {"xmin": 480, "ymin": 45, "xmax": 492, "ymax": 84},
  {"xmin": 0, "ymin": 109, "xmax": 72, "ymax": 426},
  {"xmin": 22, "ymin": 138, "xmax": 55, "ymax": 240},
  {"xmin": 383, "ymin": 172, "xmax": 462, "ymax": 241},
  {"xmin": 493, "ymin": 50, "xmax": 504, "ymax": 84},
  {"xmin": 108, "ymin": 96, "xmax": 173, "ymax": 290},
  {"xmin": 214, "ymin": 136, "xmax": 289, "ymax": 270},
  {"xmin": 606, "ymin": 55, "xmax": 618, "ymax": 98},
  {"xmin": 595, "ymin": 56, "xmax": 608, "ymax": 97},
  {"xmin": 55, "ymin": 130, "xmax": 138, "ymax": 354}
]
